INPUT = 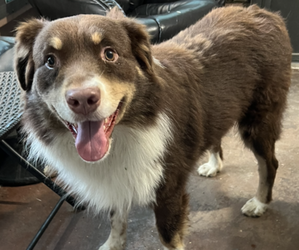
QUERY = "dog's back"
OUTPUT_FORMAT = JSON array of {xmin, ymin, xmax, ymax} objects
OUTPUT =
[{"xmin": 153, "ymin": 5, "xmax": 292, "ymax": 151}]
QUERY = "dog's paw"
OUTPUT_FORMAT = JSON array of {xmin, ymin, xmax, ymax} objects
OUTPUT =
[
  {"xmin": 197, "ymin": 162, "xmax": 220, "ymax": 177},
  {"xmin": 197, "ymin": 152, "xmax": 223, "ymax": 177},
  {"xmin": 99, "ymin": 241, "xmax": 124, "ymax": 250},
  {"xmin": 99, "ymin": 244, "xmax": 109, "ymax": 250},
  {"xmin": 241, "ymin": 197, "xmax": 268, "ymax": 217}
]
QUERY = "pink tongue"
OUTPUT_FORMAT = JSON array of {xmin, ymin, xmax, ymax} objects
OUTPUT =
[{"xmin": 75, "ymin": 121, "xmax": 108, "ymax": 162}]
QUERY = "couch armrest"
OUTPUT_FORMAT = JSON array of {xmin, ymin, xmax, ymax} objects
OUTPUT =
[
  {"xmin": 28, "ymin": 0, "xmax": 216, "ymax": 43},
  {"xmin": 29, "ymin": 0, "xmax": 123, "ymax": 20},
  {"xmin": 132, "ymin": 0, "xmax": 216, "ymax": 42}
]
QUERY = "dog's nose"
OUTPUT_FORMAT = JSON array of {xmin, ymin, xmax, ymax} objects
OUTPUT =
[{"xmin": 66, "ymin": 87, "xmax": 101, "ymax": 115}]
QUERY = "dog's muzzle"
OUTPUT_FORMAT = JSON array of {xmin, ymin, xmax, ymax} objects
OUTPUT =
[{"xmin": 62, "ymin": 87, "xmax": 122, "ymax": 162}]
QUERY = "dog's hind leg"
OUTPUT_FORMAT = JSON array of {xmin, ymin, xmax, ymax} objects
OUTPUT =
[
  {"xmin": 197, "ymin": 143, "xmax": 223, "ymax": 177},
  {"xmin": 239, "ymin": 112, "xmax": 282, "ymax": 217},
  {"xmin": 99, "ymin": 210, "xmax": 128, "ymax": 250},
  {"xmin": 154, "ymin": 190, "xmax": 189, "ymax": 250},
  {"xmin": 241, "ymin": 151, "xmax": 274, "ymax": 217}
]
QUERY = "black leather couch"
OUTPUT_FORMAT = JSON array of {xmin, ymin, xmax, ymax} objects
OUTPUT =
[{"xmin": 29, "ymin": 0, "xmax": 217, "ymax": 43}]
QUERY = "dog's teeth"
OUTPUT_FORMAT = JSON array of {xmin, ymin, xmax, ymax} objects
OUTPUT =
[{"xmin": 72, "ymin": 125, "xmax": 77, "ymax": 133}]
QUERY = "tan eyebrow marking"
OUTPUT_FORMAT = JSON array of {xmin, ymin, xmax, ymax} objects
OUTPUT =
[
  {"xmin": 49, "ymin": 37, "xmax": 63, "ymax": 50},
  {"xmin": 91, "ymin": 32, "xmax": 103, "ymax": 45}
]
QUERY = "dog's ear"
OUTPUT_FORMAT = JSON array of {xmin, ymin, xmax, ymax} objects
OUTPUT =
[
  {"xmin": 14, "ymin": 19, "xmax": 45, "ymax": 91},
  {"xmin": 122, "ymin": 20, "xmax": 153, "ymax": 75},
  {"xmin": 107, "ymin": 7, "xmax": 153, "ymax": 75}
]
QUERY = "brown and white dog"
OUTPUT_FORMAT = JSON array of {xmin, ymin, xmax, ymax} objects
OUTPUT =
[{"xmin": 14, "ymin": 5, "xmax": 292, "ymax": 250}]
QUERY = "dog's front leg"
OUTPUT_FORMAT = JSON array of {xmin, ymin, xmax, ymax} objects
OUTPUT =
[
  {"xmin": 99, "ymin": 210, "xmax": 128, "ymax": 250},
  {"xmin": 154, "ymin": 189, "xmax": 189, "ymax": 250}
]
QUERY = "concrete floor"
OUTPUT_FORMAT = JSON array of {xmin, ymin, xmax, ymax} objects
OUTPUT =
[{"xmin": 0, "ymin": 70, "xmax": 298, "ymax": 250}]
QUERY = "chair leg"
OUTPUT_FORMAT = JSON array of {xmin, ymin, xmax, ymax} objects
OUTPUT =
[
  {"xmin": 1, "ymin": 139, "xmax": 85, "ymax": 249},
  {"xmin": 26, "ymin": 195, "xmax": 66, "ymax": 250}
]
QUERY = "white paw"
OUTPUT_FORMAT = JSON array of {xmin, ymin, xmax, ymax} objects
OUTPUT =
[
  {"xmin": 241, "ymin": 197, "xmax": 268, "ymax": 217},
  {"xmin": 197, "ymin": 151, "xmax": 223, "ymax": 177},
  {"xmin": 99, "ymin": 244, "xmax": 109, "ymax": 250},
  {"xmin": 99, "ymin": 242, "xmax": 124, "ymax": 250},
  {"xmin": 197, "ymin": 162, "xmax": 219, "ymax": 177}
]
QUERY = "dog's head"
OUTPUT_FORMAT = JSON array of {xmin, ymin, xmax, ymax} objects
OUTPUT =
[{"xmin": 14, "ymin": 9, "xmax": 158, "ymax": 162}]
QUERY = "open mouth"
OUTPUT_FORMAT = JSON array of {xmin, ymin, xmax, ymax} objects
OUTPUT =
[
  {"xmin": 63, "ymin": 102, "xmax": 122, "ymax": 162},
  {"xmin": 65, "ymin": 107, "xmax": 119, "ymax": 140}
]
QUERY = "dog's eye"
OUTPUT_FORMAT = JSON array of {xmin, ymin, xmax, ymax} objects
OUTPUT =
[
  {"xmin": 103, "ymin": 48, "xmax": 118, "ymax": 62},
  {"xmin": 45, "ymin": 55, "xmax": 56, "ymax": 68}
]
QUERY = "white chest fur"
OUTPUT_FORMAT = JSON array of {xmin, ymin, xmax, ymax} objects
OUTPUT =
[{"xmin": 26, "ymin": 113, "xmax": 172, "ymax": 213}]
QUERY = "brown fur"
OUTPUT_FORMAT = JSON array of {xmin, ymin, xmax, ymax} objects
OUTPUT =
[{"xmin": 14, "ymin": 5, "xmax": 292, "ymax": 249}]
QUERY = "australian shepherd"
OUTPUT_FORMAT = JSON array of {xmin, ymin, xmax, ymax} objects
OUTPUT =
[{"xmin": 14, "ymin": 5, "xmax": 292, "ymax": 250}]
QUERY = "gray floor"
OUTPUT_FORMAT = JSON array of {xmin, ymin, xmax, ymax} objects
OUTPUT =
[{"xmin": 0, "ymin": 70, "xmax": 298, "ymax": 250}]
